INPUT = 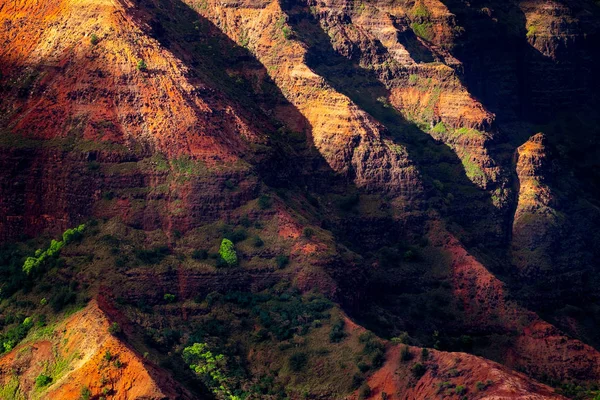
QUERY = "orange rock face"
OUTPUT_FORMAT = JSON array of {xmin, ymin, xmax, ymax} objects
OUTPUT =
[
  {"xmin": 0, "ymin": 300, "xmax": 191, "ymax": 399},
  {"xmin": 0, "ymin": 0, "xmax": 261, "ymax": 160},
  {"xmin": 1, "ymin": 0, "xmax": 600, "ymax": 398},
  {"xmin": 365, "ymin": 344, "xmax": 565, "ymax": 400},
  {"xmin": 430, "ymin": 223, "xmax": 600, "ymax": 384}
]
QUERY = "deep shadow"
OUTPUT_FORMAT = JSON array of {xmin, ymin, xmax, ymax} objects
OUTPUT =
[
  {"xmin": 438, "ymin": 0, "xmax": 600, "ymax": 351},
  {"xmin": 396, "ymin": 29, "xmax": 436, "ymax": 64},
  {"xmin": 280, "ymin": 0, "xmax": 501, "ymax": 247},
  {"xmin": 276, "ymin": 0, "xmax": 514, "ymax": 342},
  {"xmin": 440, "ymin": 0, "xmax": 600, "ymax": 125},
  {"xmin": 120, "ymin": 0, "xmax": 512, "ymax": 351}
]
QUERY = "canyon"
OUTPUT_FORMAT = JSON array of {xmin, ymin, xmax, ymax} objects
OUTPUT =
[{"xmin": 0, "ymin": 0, "xmax": 599, "ymax": 398}]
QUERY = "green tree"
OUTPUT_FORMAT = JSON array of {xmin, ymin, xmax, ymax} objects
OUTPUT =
[
  {"xmin": 108, "ymin": 322, "xmax": 121, "ymax": 336},
  {"xmin": 35, "ymin": 374, "xmax": 52, "ymax": 387},
  {"xmin": 137, "ymin": 59, "xmax": 148, "ymax": 71},
  {"xmin": 80, "ymin": 386, "xmax": 92, "ymax": 400},
  {"xmin": 411, "ymin": 362, "xmax": 427, "ymax": 378},
  {"xmin": 183, "ymin": 343, "xmax": 240, "ymax": 400},
  {"xmin": 23, "ymin": 224, "xmax": 85, "ymax": 274},
  {"xmin": 219, "ymin": 239, "xmax": 238, "ymax": 267},
  {"xmin": 164, "ymin": 293, "xmax": 176, "ymax": 303}
]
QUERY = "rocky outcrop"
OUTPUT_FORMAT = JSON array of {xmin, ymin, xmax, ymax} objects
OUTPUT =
[
  {"xmin": 511, "ymin": 133, "xmax": 560, "ymax": 275},
  {"xmin": 0, "ymin": 0, "xmax": 264, "ymax": 159},
  {"xmin": 365, "ymin": 344, "xmax": 566, "ymax": 399},
  {"xmin": 303, "ymin": 0, "xmax": 503, "ymax": 191},
  {"xmin": 521, "ymin": 0, "xmax": 600, "ymax": 116},
  {"xmin": 0, "ymin": 300, "xmax": 194, "ymax": 399},
  {"xmin": 0, "ymin": 0, "xmax": 273, "ymax": 239},
  {"xmin": 177, "ymin": 0, "xmax": 424, "ymax": 201},
  {"xmin": 0, "ymin": 143, "xmax": 259, "ymax": 240},
  {"xmin": 441, "ymin": 0, "xmax": 600, "ymax": 121},
  {"xmin": 430, "ymin": 222, "xmax": 600, "ymax": 384}
]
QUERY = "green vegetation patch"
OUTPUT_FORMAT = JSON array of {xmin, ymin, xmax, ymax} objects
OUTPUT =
[
  {"xmin": 219, "ymin": 239, "xmax": 238, "ymax": 267},
  {"xmin": 411, "ymin": 22, "xmax": 434, "ymax": 41},
  {"xmin": 23, "ymin": 224, "xmax": 85, "ymax": 274},
  {"xmin": 184, "ymin": 343, "xmax": 241, "ymax": 400}
]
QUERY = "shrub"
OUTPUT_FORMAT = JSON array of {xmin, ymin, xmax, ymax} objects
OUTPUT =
[
  {"xmin": 329, "ymin": 319, "xmax": 346, "ymax": 343},
  {"xmin": 51, "ymin": 287, "xmax": 76, "ymax": 312},
  {"xmin": 81, "ymin": 386, "xmax": 92, "ymax": 400},
  {"xmin": 218, "ymin": 239, "xmax": 238, "ymax": 267},
  {"xmin": 282, "ymin": 26, "xmax": 292, "ymax": 39},
  {"xmin": 351, "ymin": 373, "xmax": 365, "ymax": 389},
  {"xmin": 252, "ymin": 236, "xmax": 264, "ymax": 248},
  {"xmin": 400, "ymin": 345, "xmax": 413, "ymax": 362},
  {"xmin": 357, "ymin": 361, "xmax": 370, "ymax": 372},
  {"xmin": 377, "ymin": 96, "xmax": 391, "ymax": 108},
  {"xmin": 303, "ymin": 227, "xmax": 314, "ymax": 238},
  {"xmin": 391, "ymin": 332, "xmax": 410, "ymax": 344},
  {"xmin": 276, "ymin": 255, "xmax": 289, "ymax": 269},
  {"xmin": 289, "ymin": 352, "xmax": 308, "ymax": 372},
  {"xmin": 403, "ymin": 249, "xmax": 418, "ymax": 262},
  {"xmin": 62, "ymin": 224, "xmax": 85, "ymax": 244},
  {"xmin": 432, "ymin": 179, "xmax": 444, "ymax": 191},
  {"xmin": 526, "ymin": 25, "xmax": 537, "ymax": 39},
  {"xmin": 90, "ymin": 34, "xmax": 99, "ymax": 46},
  {"xmin": 23, "ymin": 224, "xmax": 85, "ymax": 274},
  {"xmin": 411, "ymin": 22, "xmax": 434, "ymax": 41},
  {"xmin": 359, "ymin": 332, "xmax": 375, "ymax": 343},
  {"xmin": 137, "ymin": 59, "xmax": 148, "ymax": 71},
  {"xmin": 192, "ymin": 249, "xmax": 208, "ymax": 260},
  {"xmin": 411, "ymin": 362, "xmax": 427, "ymax": 378},
  {"xmin": 258, "ymin": 195, "xmax": 272, "ymax": 209},
  {"xmin": 104, "ymin": 350, "xmax": 113, "ymax": 361},
  {"xmin": 108, "ymin": 322, "xmax": 121, "ymax": 336},
  {"xmin": 455, "ymin": 385, "xmax": 466, "ymax": 395},
  {"xmin": 35, "ymin": 374, "xmax": 51, "ymax": 387},
  {"xmin": 371, "ymin": 349, "xmax": 385, "ymax": 368},
  {"xmin": 135, "ymin": 246, "xmax": 170, "ymax": 264},
  {"xmin": 363, "ymin": 337, "xmax": 385, "ymax": 355},
  {"xmin": 183, "ymin": 343, "xmax": 236, "ymax": 400},
  {"xmin": 225, "ymin": 228, "xmax": 247, "ymax": 243},
  {"xmin": 164, "ymin": 293, "xmax": 176, "ymax": 303},
  {"xmin": 411, "ymin": 3, "xmax": 431, "ymax": 18},
  {"xmin": 421, "ymin": 348, "xmax": 429, "ymax": 361},
  {"xmin": 358, "ymin": 384, "xmax": 371, "ymax": 400},
  {"xmin": 476, "ymin": 380, "xmax": 492, "ymax": 391},
  {"xmin": 239, "ymin": 215, "xmax": 251, "ymax": 227},
  {"xmin": 432, "ymin": 122, "xmax": 447, "ymax": 135},
  {"xmin": 252, "ymin": 328, "xmax": 269, "ymax": 343}
]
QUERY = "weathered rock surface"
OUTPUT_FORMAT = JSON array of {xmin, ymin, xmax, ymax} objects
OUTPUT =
[{"xmin": 0, "ymin": 300, "xmax": 194, "ymax": 399}]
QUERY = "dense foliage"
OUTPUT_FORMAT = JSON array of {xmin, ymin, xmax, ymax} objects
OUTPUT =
[
  {"xmin": 22, "ymin": 224, "xmax": 85, "ymax": 274},
  {"xmin": 183, "ymin": 343, "xmax": 240, "ymax": 400},
  {"xmin": 219, "ymin": 239, "xmax": 238, "ymax": 267}
]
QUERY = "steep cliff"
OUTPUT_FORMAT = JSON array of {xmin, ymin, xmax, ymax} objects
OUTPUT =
[
  {"xmin": 0, "ymin": 300, "xmax": 193, "ymax": 399},
  {"xmin": 1, "ymin": 0, "xmax": 600, "ymax": 398}
]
